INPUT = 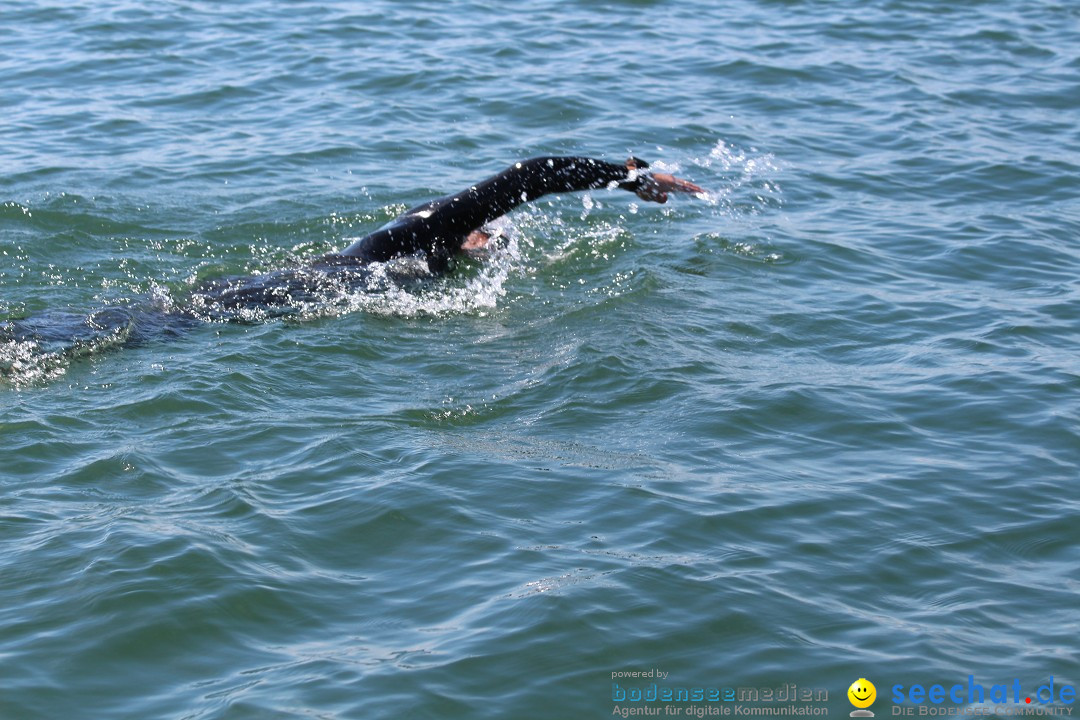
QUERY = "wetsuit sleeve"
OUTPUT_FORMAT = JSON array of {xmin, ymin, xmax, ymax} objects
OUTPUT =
[
  {"xmin": 445, "ymin": 155, "xmax": 648, "ymax": 226},
  {"xmin": 340, "ymin": 156, "xmax": 648, "ymax": 263}
]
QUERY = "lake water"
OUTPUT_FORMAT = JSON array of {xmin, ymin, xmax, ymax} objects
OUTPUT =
[{"xmin": 2, "ymin": 1, "xmax": 1079, "ymax": 718}]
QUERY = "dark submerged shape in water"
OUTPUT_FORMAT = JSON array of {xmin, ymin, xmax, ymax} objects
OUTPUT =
[{"xmin": 2, "ymin": 156, "xmax": 701, "ymax": 371}]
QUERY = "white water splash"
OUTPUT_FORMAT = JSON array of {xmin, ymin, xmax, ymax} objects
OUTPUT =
[
  {"xmin": 0, "ymin": 337, "xmax": 68, "ymax": 386},
  {"xmin": 648, "ymin": 139, "xmax": 784, "ymax": 216},
  {"xmin": 255, "ymin": 215, "xmax": 529, "ymax": 322},
  {"xmin": 341, "ymin": 220, "xmax": 523, "ymax": 319},
  {"xmin": 1, "ymin": 309, "xmax": 133, "ymax": 387}
]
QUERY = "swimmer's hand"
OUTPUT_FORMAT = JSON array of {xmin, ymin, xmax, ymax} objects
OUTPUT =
[
  {"xmin": 635, "ymin": 172, "xmax": 706, "ymax": 203},
  {"xmin": 626, "ymin": 158, "xmax": 705, "ymax": 204}
]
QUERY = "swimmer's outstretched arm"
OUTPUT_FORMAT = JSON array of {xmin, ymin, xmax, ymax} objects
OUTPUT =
[{"xmin": 339, "ymin": 156, "xmax": 703, "ymax": 263}]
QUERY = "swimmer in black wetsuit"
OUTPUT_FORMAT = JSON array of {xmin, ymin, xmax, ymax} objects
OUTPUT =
[
  {"xmin": 2, "ymin": 155, "xmax": 703, "ymax": 364},
  {"xmin": 190, "ymin": 155, "xmax": 703, "ymax": 313},
  {"xmin": 337, "ymin": 155, "xmax": 702, "ymax": 267}
]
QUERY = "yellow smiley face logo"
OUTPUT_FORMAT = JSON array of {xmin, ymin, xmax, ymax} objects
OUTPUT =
[{"xmin": 848, "ymin": 678, "xmax": 876, "ymax": 709}]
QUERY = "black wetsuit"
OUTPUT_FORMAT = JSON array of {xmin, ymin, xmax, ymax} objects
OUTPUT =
[{"xmin": 2, "ymin": 156, "xmax": 652, "ymax": 359}]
